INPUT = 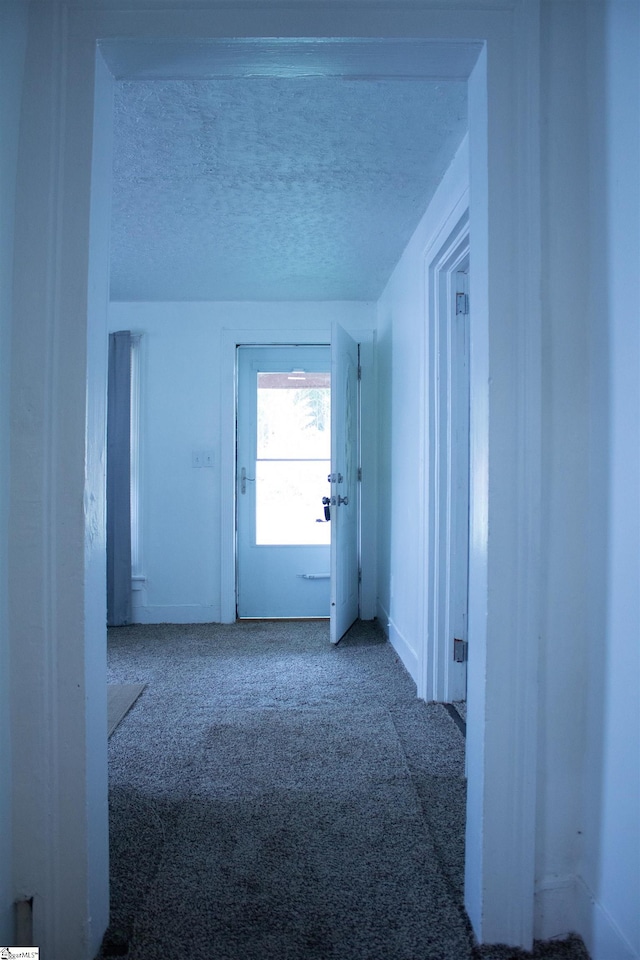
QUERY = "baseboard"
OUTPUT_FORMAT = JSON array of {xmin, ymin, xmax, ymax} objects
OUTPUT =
[
  {"xmin": 575, "ymin": 874, "xmax": 639, "ymax": 960},
  {"xmin": 534, "ymin": 874, "xmax": 639, "ymax": 960},
  {"xmin": 133, "ymin": 605, "xmax": 221, "ymax": 624},
  {"xmin": 377, "ymin": 600, "xmax": 390, "ymax": 638},
  {"xmin": 534, "ymin": 875, "xmax": 577, "ymax": 940},
  {"xmin": 378, "ymin": 602, "xmax": 419, "ymax": 685}
]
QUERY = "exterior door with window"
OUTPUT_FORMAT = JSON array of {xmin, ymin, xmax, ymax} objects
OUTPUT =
[{"xmin": 236, "ymin": 346, "xmax": 331, "ymax": 618}]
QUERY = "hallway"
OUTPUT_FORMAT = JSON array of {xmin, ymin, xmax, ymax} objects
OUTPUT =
[{"xmin": 101, "ymin": 621, "xmax": 587, "ymax": 960}]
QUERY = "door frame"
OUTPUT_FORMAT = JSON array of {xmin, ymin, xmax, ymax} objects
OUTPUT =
[
  {"xmin": 423, "ymin": 213, "xmax": 470, "ymax": 703},
  {"xmin": 221, "ymin": 327, "xmax": 376, "ymax": 625},
  {"xmin": 12, "ymin": 13, "xmax": 543, "ymax": 955}
]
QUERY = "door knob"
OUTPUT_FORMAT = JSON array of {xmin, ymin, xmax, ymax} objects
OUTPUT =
[{"xmin": 337, "ymin": 495, "xmax": 349, "ymax": 506}]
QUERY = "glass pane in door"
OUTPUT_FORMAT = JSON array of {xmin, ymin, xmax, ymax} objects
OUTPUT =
[
  {"xmin": 255, "ymin": 371, "xmax": 331, "ymax": 546},
  {"xmin": 255, "ymin": 460, "xmax": 331, "ymax": 545}
]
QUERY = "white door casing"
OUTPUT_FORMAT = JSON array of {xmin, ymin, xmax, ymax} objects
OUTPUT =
[
  {"xmin": 424, "ymin": 215, "xmax": 470, "ymax": 703},
  {"xmin": 449, "ymin": 269, "xmax": 470, "ymax": 700},
  {"xmin": 13, "ymin": 15, "xmax": 543, "ymax": 956}
]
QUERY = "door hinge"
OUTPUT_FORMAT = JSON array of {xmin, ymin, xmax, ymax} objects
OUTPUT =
[
  {"xmin": 456, "ymin": 293, "xmax": 469, "ymax": 315},
  {"xmin": 453, "ymin": 638, "xmax": 468, "ymax": 663},
  {"xmin": 358, "ymin": 569, "xmax": 362, "ymax": 584},
  {"xmin": 357, "ymin": 466, "xmax": 362, "ymax": 482},
  {"xmin": 357, "ymin": 364, "xmax": 362, "ymax": 381}
]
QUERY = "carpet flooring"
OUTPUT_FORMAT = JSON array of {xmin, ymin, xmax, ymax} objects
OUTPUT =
[{"xmin": 99, "ymin": 620, "xmax": 589, "ymax": 960}]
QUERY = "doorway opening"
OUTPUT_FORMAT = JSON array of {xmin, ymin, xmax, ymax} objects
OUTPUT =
[
  {"xmin": 424, "ymin": 213, "xmax": 470, "ymax": 706},
  {"xmin": 13, "ymin": 15, "xmax": 547, "ymax": 952},
  {"xmin": 231, "ymin": 325, "xmax": 361, "ymax": 643}
]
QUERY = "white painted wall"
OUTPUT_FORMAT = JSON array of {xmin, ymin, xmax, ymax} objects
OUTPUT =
[
  {"xmin": 376, "ymin": 136, "xmax": 469, "ymax": 686},
  {"xmin": 10, "ymin": 6, "xmax": 110, "ymax": 954},
  {"xmin": 0, "ymin": 2, "xmax": 28, "ymax": 943},
  {"xmin": 84, "ymin": 49, "xmax": 114, "ymax": 952},
  {"xmin": 579, "ymin": 3, "xmax": 640, "ymax": 958},
  {"xmin": 536, "ymin": 0, "xmax": 593, "ymax": 937},
  {"xmin": 536, "ymin": 5, "xmax": 640, "ymax": 958},
  {"xmin": 107, "ymin": 301, "xmax": 376, "ymax": 624}
]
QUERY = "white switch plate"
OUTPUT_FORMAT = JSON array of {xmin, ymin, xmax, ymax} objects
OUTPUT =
[{"xmin": 192, "ymin": 449, "xmax": 214, "ymax": 467}]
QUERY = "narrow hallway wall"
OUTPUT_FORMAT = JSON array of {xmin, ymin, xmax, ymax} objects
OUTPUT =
[
  {"xmin": 538, "ymin": 3, "xmax": 640, "ymax": 955},
  {"xmin": 0, "ymin": 1, "xmax": 28, "ymax": 942},
  {"xmin": 579, "ymin": 2, "xmax": 640, "ymax": 956},
  {"xmin": 376, "ymin": 136, "xmax": 469, "ymax": 684}
]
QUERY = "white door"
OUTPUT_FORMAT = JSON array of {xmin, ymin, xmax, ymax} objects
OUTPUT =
[
  {"xmin": 330, "ymin": 323, "xmax": 360, "ymax": 644},
  {"xmin": 236, "ymin": 346, "xmax": 332, "ymax": 618}
]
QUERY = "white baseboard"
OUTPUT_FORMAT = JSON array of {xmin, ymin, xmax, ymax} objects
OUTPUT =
[
  {"xmin": 575, "ymin": 874, "xmax": 639, "ymax": 960},
  {"xmin": 534, "ymin": 875, "xmax": 578, "ymax": 940},
  {"xmin": 377, "ymin": 601, "xmax": 390, "ymax": 638},
  {"xmin": 377, "ymin": 602, "xmax": 419, "ymax": 686},
  {"xmin": 133, "ymin": 605, "xmax": 221, "ymax": 624},
  {"xmin": 535, "ymin": 874, "xmax": 639, "ymax": 960}
]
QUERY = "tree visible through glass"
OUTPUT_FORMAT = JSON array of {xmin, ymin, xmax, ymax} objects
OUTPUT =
[{"xmin": 256, "ymin": 372, "xmax": 331, "ymax": 545}]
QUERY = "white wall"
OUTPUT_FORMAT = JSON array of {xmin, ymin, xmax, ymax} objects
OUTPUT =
[
  {"xmin": 536, "ymin": 5, "xmax": 640, "ymax": 958},
  {"xmin": 579, "ymin": 3, "xmax": 640, "ymax": 958},
  {"xmin": 9, "ymin": 5, "xmax": 110, "ymax": 954},
  {"xmin": 376, "ymin": 136, "xmax": 469, "ymax": 685},
  {"xmin": 536, "ymin": 0, "xmax": 593, "ymax": 936},
  {"xmin": 0, "ymin": 2, "xmax": 28, "ymax": 943},
  {"xmin": 84, "ymin": 49, "xmax": 114, "ymax": 951},
  {"xmin": 108, "ymin": 301, "xmax": 376, "ymax": 624}
]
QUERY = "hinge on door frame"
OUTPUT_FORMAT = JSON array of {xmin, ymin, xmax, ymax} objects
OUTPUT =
[
  {"xmin": 358, "ymin": 569, "xmax": 362, "ymax": 584},
  {"xmin": 357, "ymin": 466, "xmax": 362, "ymax": 482},
  {"xmin": 357, "ymin": 364, "xmax": 362, "ymax": 381},
  {"xmin": 453, "ymin": 638, "xmax": 468, "ymax": 663},
  {"xmin": 456, "ymin": 292, "xmax": 469, "ymax": 315}
]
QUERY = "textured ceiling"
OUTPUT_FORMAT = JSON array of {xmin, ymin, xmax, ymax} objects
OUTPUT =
[{"xmin": 110, "ymin": 76, "xmax": 467, "ymax": 301}]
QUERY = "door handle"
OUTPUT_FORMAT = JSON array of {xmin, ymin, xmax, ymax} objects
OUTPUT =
[{"xmin": 240, "ymin": 466, "xmax": 255, "ymax": 494}]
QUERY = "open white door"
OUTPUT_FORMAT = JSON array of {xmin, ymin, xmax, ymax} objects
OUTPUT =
[{"xmin": 330, "ymin": 322, "xmax": 360, "ymax": 644}]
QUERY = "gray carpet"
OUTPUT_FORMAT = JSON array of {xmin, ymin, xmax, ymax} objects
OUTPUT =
[{"xmin": 99, "ymin": 620, "xmax": 589, "ymax": 960}]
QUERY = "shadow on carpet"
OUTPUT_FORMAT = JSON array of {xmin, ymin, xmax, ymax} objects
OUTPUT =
[{"xmin": 99, "ymin": 620, "xmax": 589, "ymax": 960}]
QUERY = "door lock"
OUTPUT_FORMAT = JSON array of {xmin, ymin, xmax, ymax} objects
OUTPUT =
[{"xmin": 453, "ymin": 638, "xmax": 468, "ymax": 662}]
